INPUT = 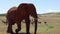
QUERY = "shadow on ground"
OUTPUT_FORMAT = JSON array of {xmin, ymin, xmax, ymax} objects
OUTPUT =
[{"xmin": 11, "ymin": 32, "xmax": 31, "ymax": 34}]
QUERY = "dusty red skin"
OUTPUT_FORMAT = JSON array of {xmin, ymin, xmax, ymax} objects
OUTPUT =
[{"xmin": 6, "ymin": 3, "xmax": 38, "ymax": 34}]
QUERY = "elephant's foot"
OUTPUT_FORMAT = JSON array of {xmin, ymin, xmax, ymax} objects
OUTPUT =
[
  {"xmin": 26, "ymin": 32, "xmax": 30, "ymax": 34},
  {"xmin": 15, "ymin": 29, "xmax": 21, "ymax": 34}
]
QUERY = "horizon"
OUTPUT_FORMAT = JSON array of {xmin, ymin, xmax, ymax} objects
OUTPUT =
[
  {"xmin": 0, "ymin": 11, "xmax": 60, "ymax": 14},
  {"xmin": 0, "ymin": 0, "xmax": 60, "ymax": 14}
]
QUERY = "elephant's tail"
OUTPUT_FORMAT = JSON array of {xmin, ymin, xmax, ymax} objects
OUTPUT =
[
  {"xmin": 0, "ymin": 19, "xmax": 7, "ymax": 25},
  {"xmin": 2, "ymin": 20, "xmax": 7, "ymax": 25}
]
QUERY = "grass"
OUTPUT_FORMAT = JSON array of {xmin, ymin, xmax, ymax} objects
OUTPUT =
[{"xmin": 0, "ymin": 13, "xmax": 60, "ymax": 34}]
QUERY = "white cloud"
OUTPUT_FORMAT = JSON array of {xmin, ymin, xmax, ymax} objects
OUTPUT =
[
  {"xmin": 40, "ymin": 9, "xmax": 60, "ymax": 14},
  {"xmin": 0, "ymin": 8, "xmax": 7, "ymax": 14}
]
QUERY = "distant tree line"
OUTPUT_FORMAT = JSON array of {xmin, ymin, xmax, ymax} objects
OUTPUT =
[{"xmin": 0, "ymin": 14, "xmax": 6, "ymax": 16}]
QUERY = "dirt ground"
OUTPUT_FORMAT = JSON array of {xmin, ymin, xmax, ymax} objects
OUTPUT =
[{"xmin": 0, "ymin": 15, "xmax": 60, "ymax": 34}]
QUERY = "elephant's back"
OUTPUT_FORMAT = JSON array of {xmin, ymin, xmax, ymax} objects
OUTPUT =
[{"xmin": 6, "ymin": 7, "xmax": 17, "ymax": 20}]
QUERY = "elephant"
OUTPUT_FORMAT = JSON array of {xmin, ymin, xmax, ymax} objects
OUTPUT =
[{"xmin": 6, "ymin": 3, "xmax": 38, "ymax": 34}]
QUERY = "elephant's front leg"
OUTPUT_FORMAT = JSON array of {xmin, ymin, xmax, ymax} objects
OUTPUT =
[
  {"xmin": 25, "ymin": 17, "xmax": 30, "ymax": 34},
  {"xmin": 15, "ymin": 21, "xmax": 21, "ymax": 34}
]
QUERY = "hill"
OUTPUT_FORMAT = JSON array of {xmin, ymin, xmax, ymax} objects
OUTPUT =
[
  {"xmin": 40, "ymin": 12, "xmax": 60, "ymax": 17},
  {"xmin": 0, "ymin": 12, "xmax": 60, "ymax": 17}
]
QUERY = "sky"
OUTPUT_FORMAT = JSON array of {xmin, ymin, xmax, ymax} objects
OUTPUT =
[{"xmin": 0, "ymin": 0, "xmax": 60, "ymax": 14}]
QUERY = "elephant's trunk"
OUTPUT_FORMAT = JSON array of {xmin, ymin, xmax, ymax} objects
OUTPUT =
[{"xmin": 34, "ymin": 18, "xmax": 37, "ymax": 34}]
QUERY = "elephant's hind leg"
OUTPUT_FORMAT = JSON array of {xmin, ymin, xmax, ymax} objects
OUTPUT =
[{"xmin": 7, "ymin": 20, "xmax": 14, "ymax": 34}]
